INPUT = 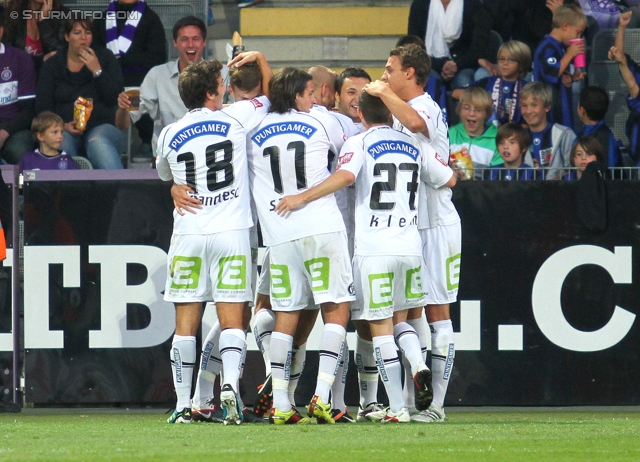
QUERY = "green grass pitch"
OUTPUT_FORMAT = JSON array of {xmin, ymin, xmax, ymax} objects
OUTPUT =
[{"xmin": 1, "ymin": 409, "xmax": 639, "ymax": 461}]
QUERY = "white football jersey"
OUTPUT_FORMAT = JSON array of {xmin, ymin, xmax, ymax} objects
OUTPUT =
[
  {"xmin": 248, "ymin": 110, "xmax": 346, "ymax": 246},
  {"xmin": 337, "ymin": 125, "xmax": 452, "ymax": 256},
  {"xmin": 157, "ymin": 96, "xmax": 270, "ymax": 235},
  {"xmin": 394, "ymin": 92, "xmax": 460, "ymax": 229}
]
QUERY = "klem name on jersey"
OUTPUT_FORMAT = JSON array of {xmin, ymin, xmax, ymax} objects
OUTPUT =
[
  {"xmin": 252, "ymin": 122, "xmax": 317, "ymax": 146},
  {"xmin": 367, "ymin": 140, "xmax": 419, "ymax": 161},
  {"xmin": 169, "ymin": 121, "xmax": 231, "ymax": 150}
]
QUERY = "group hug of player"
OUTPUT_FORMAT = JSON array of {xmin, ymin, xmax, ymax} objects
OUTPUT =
[{"xmin": 157, "ymin": 43, "xmax": 459, "ymax": 426}]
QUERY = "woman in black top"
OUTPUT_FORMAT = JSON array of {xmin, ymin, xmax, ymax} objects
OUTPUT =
[{"xmin": 36, "ymin": 18, "xmax": 125, "ymax": 169}]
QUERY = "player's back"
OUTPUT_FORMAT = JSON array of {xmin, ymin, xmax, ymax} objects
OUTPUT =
[
  {"xmin": 158, "ymin": 107, "xmax": 253, "ymax": 235},
  {"xmin": 248, "ymin": 110, "xmax": 345, "ymax": 246},
  {"xmin": 339, "ymin": 126, "xmax": 423, "ymax": 257},
  {"xmin": 396, "ymin": 92, "xmax": 459, "ymax": 229}
]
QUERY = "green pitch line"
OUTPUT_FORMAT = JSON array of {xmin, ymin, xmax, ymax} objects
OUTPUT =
[{"xmin": 1, "ymin": 410, "xmax": 639, "ymax": 461}]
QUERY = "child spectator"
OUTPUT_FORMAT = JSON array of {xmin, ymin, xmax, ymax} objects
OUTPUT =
[
  {"xmin": 533, "ymin": 4, "xmax": 587, "ymax": 129},
  {"xmin": 576, "ymin": 85, "xmax": 620, "ymax": 167},
  {"xmin": 449, "ymin": 87, "xmax": 501, "ymax": 179},
  {"xmin": 490, "ymin": 123, "xmax": 535, "ymax": 180},
  {"xmin": 565, "ymin": 135, "xmax": 605, "ymax": 180},
  {"xmin": 19, "ymin": 112, "xmax": 77, "ymax": 173},
  {"xmin": 454, "ymin": 40, "xmax": 531, "ymax": 127},
  {"xmin": 520, "ymin": 82, "xmax": 576, "ymax": 179},
  {"xmin": 608, "ymin": 11, "xmax": 640, "ymax": 164}
]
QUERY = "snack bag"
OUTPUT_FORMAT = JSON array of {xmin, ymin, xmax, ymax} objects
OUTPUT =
[
  {"xmin": 450, "ymin": 146, "xmax": 474, "ymax": 180},
  {"xmin": 74, "ymin": 97, "xmax": 94, "ymax": 131}
]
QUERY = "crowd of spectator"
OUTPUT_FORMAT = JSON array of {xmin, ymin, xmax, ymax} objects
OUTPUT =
[{"xmin": 0, "ymin": 0, "xmax": 639, "ymax": 180}]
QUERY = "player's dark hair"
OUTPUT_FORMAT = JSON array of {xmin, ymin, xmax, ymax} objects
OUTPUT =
[
  {"xmin": 389, "ymin": 44, "xmax": 431, "ymax": 87},
  {"xmin": 172, "ymin": 15, "xmax": 207, "ymax": 41},
  {"xmin": 31, "ymin": 111, "xmax": 64, "ymax": 141},
  {"xmin": 395, "ymin": 35, "xmax": 426, "ymax": 51},
  {"xmin": 571, "ymin": 135, "xmax": 605, "ymax": 166},
  {"xmin": 496, "ymin": 123, "xmax": 531, "ymax": 152},
  {"xmin": 178, "ymin": 60, "xmax": 223, "ymax": 110},
  {"xmin": 579, "ymin": 86, "xmax": 609, "ymax": 122},
  {"xmin": 269, "ymin": 67, "xmax": 312, "ymax": 114},
  {"xmin": 358, "ymin": 90, "xmax": 391, "ymax": 126},
  {"xmin": 229, "ymin": 62, "xmax": 262, "ymax": 93},
  {"xmin": 63, "ymin": 18, "xmax": 94, "ymax": 36},
  {"xmin": 335, "ymin": 68, "xmax": 371, "ymax": 94}
]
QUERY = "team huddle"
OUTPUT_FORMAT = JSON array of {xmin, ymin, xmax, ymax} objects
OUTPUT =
[{"xmin": 156, "ymin": 44, "xmax": 459, "ymax": 425}]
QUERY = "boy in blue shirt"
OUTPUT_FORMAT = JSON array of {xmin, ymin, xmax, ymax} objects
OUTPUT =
[
  {"xmin": 609, "ymin": 11, "xmax": 640, "ymax": 164},
  {"xmin": 533, "ymin": 4, "xmax": 587, "ymax": 130},
  {"xmin": 490, "ymin": 123, "xmax": 535, "ymax": 181},
  {"xmin": 576, "ymin": 86, "xmax": 620, "ymax": 167},
  {"xmin": 519, "ymin": 82, "xmax": 576, "ymax": 180}
]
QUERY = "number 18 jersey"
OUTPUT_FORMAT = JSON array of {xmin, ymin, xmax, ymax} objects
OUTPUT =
[
  {"xmin": 248, "ymin": 110, "xmax": 345, "ymax": 246},
  {"xmin": 337, "ymin": 125, "xmax": 452, "ymax": 256},
  {"xmin": 157, "ymin": 96, "xmax": 270, "ymax": 235}
]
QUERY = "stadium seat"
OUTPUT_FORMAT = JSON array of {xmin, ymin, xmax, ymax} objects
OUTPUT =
[
  {"xmin": 591, "ymin": 28, "xmax": 640, "ymax": 63},
  {"xmin": 588, "ymin": 60, "xmax": 631, "ymax": 142},
  {"xmin": 72, "ymin": 156, "xmax": 94, "ymax": 170}
]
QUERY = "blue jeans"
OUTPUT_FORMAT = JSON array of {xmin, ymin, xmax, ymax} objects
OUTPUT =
[{"xmin": 62, "ymin": 124, "xmax": 125, "ymax": 169}]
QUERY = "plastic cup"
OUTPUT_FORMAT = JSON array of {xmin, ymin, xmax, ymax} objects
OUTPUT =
[
  {"xmin": 125, "ymin": 87, "xmax": 140, "ymax": 111},
  {"xmin": 570, "ymin": 38, "xmax": 586, "ymax": 72}
]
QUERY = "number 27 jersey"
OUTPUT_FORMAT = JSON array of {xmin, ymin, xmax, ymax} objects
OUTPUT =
[{"xmin": 337, "ymin": 125, "xmax": 452, "ymax": 256}]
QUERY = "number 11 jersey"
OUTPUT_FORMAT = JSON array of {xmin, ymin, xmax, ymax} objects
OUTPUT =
[{"xmin": 248, "ymin": 110, "xmax": 346, "ymax": 247}]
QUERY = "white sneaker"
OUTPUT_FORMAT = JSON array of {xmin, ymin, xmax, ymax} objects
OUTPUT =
[
  {"xmin": 410, "ymin": 405, "xmax": 446, "ymax": 423},
  {"xmin": 381, "ymin": 407, "xmax": 410, "ymax": 423},
  {"xmin": 357, "ymin": 402, "xmax": 386, "ymax": 422}
]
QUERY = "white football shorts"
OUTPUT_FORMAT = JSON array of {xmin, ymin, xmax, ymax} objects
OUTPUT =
[
  {"xmin": 164, "ymin": 229, "xmax": 253, "ymax": 304},
  {"xmin": 351, "ymin": 255, "xmax": 426, "ymax": 321},
  {"xmin": 268, "ymin": 231, "xmax": 355, "ymax": 311},
  {"xmin": 420, "ymin": 222, "xmax": 461, "ymax": 305}
]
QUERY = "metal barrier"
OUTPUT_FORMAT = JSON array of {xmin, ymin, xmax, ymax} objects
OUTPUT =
[{"xmin": 453, "ymin": 166, "xmax": 640, "ymax": 181}]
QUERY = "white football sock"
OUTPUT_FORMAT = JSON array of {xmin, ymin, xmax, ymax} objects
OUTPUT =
[
  {"xmin": 288, "ymin": 342, "xmax": 307, "ymax": 406},
  {"xmin": 430, "ymin": 319, "xmax": 455, "ymax": 410},
  {"xmin": 219, "ymin": 328, "xmax": 246, "ymax": 391},
  {"xmin": 314, "ymin": 323, "xmax": 346, "ymax": 403},
  {"xmin": 394, "ymin": 322, "xmax": 427, "ymax": 376},
  {"xmin": 331, "ymin": 338, "xmax": 349, "ymax": 412},
  {"xmin": 356, "ymin": 334, "xmax": 379, "ymax": 408},
  {"xmin": 373, "ymin": 335, "xmax": 404, "ymax": 413},
  {"xmin": 407, "ymin": 316, "xmax": 429, "ymax": 362},
  {"xmin": 171, "ymin": 334, "xmax": 196, "ymax": 411},
  {"xmin": 253, "ymin": 308, "xmax": 275, "ymax": 376},
  {"xmin": 192, "ymin": 321, "xmax": 221, "ymax": 408},
  {"xmin": 270, "ymin": 332, "xmax": 293, "ymax": 411}
]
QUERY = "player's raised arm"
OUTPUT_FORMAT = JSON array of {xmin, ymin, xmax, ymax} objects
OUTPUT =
[
  {"xmin": 228, "ymin": 51, "xmax": 274, "ymax": 98},
  {"xmin": 275, "ymin": 170, "xmax": 355, "ymax": 217},
  {"xmin": 364, "ymin": 80, "xmax": 429, "ymax": 136}
]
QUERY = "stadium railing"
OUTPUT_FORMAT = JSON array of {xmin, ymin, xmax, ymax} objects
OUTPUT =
[{"xmin": 453, "ymin": 166, "xmax": 640, "ymax": 181}]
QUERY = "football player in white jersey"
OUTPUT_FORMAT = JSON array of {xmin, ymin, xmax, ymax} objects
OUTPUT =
[
  {"xmin": 178, "ymin": 52, "xmax": 274, "ymax": 424},
  {"xmin": 248, "ymin": 67, "xmax": 355, "ymax": 425},
  {"xmin": 157, "ymin": 59, "xmax": 270, "ymax": 425},
  {"xmin": 275, "ymin": 90, "xmax": 455, "ymax": 422},
  {"xmin": 366, "ymin": 44, "xmax": 460, "ymax": 423},
  {"xmin": 335, "ymin": 68, "xmax": 371, "ymax": 135},
  {"xmin": 335, "ymin": 67, "xmax": 392, "ymax": 421}
]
